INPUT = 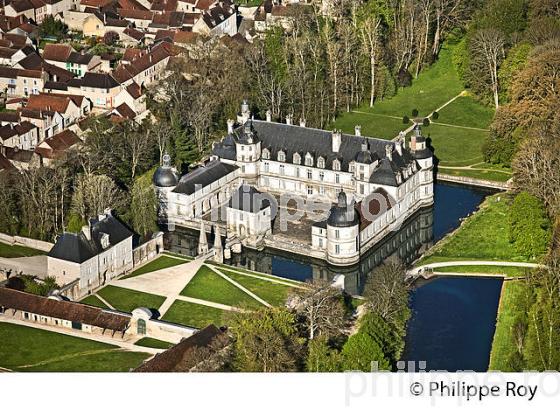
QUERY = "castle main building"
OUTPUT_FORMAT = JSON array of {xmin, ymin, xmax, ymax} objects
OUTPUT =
[{"xmin": 154, "ymin": 102, "xmax": 434, "ymax": 266}]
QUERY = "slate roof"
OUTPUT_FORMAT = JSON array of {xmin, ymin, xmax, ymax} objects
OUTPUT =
[
  {"xmin": 35, "ymin": 129, "xmax": 81, "ymax": 159},
  {"xmin": 173, "ymin": 160, "xmax": 238, "ymax": 195},
  {"xmin": 48, "ymin": 213, "xmax": 133, "ymax": 263},
  {"xmin": 0, "ymin": 288, "xmax": 130, "ymax": 332},
  {"xmin": 355, "ymin": 188, "xmax": 395, "ymax": 231},
  {"xmin": 228, "ymin": 184, "xmax": 271, "ymax": 213},
  {"xmin": 213, "ymin": 120, "xmax": 419, "ymax": 187},
  {"xmin": 0, "ymin": 121, "xmax": 36, "ymax": 141},
  {"xmin": 79, "ymin": 72, "xmax": 120, "ymax": 89}
]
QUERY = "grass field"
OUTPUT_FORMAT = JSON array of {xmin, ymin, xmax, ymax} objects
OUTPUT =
[
  {"xmin": 211, "ymin": 263, "xmax": 302, "ymax": 286},
  {"xmin": 121, "ymin": 255, "xmax": 189, "ymax": 279},
  {"xmin": 161, "ymin": 300, "xmax": 228, "ymax": 329},
  {"xmin": 80, "ymin": 294, "xmax": 110, "ymax": 309},
  {"xmin": 489, "ymin": 281, "xmax": 526, "ymax": 371},
  {"xmin": 435, "ymin": 265, "xmax": 531, "ymax": 278},
  {"xmin": 418, "ymin": 193, "xmax": 532, "ymax": 266},
  {"xmin": 97, "ymin": 285, "xmax": 166, "ymax": 313},
  {"xmin": 0, "ymin": 322, "xmax": 149, "ymax": 372},
  {"xmin": 425, "ymin": 124, "xmax": 487, "ymax": 166},
  {"xmin": 0, "ymin": 242, "xmax": 45, "ymax": 258},
  {"xmin": 134, "ymin": 337, "xmax": 174, "ymax": 349},
  {"xmin": 181, "ymin": 266, "xmax": 262, "ymax": 309},
  {"xmin": 220, "ymin": 270, "xmax": 293, "ymax": 306},
  {"xmin": 433, "ymin": 95, "xmax": 495, "ymax": 129}
]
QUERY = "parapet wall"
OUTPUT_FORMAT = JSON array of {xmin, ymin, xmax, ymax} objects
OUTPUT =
[{"xmin": 0, "ymin": 233, "xmax": 54, "ymax": 253}]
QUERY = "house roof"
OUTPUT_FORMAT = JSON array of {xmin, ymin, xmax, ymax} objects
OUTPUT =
[
  {"xmin": 228, "ymin": 184, "xmax": 271, "ymax": 213},
  {"xmin": 7, "ymin": 0, "xmax": 35, "ymax": 13},
  {"xmin": 114, "ymin": 102, "xmax": 136, "ymax": 119},
  {"xmin": 79, "ymin": 72, "xmax": 120, "ymax": 89},
  {"xmin": 173, "ymin": 160, "xmax": 238, "ymax": 195},
  {"xmin": 26, "ymin": 93, "xmax": 76, "ymax": 113},
  {"xmin": 42, "ymin": 43, "xmax": 74, "ymax": 62},
  {"xmin": 126, "ymin": 81, "xmax": 142, "ymax": 98},
  {"xmin": 48, "ymin": 212, "xmax": 133, "ymax": 263},
  {"xmin": 79, "ymin": 0, "xmax": 114, "ymax": 8},
  {"xmin": 0, "ymin": 152, "xmax": 16, "ymax": 171},
  {"xmin": 112, "ymin": 42, "xmax": 174, "ymax": 83},
  {"xmin": 0, "ymin": 66, "xmax": 43, "ymax": 79},
  {"xmin": 134, "ymin": 325, "xmax": 226, "ymax": 372},
  {"xmin": 118, "ymin": 8, "xmax": 154, "ymax": 20},
  {"xmin": 35, "ymin": 129, "xmax": 81, "ymax": 159},
  {"xmin": 0, "ymin": 288, "xmax": 131, "ymax": 332},
  {"xmin": 0, "ymin": 121, "xmax": 36, "ymax": 141},
  {"xmin": 150, "ymin": 0, "xmax": 178, "ymax": 12},
  {"xmin": 0, "ymin": 112, "xmax": 21, "ymax": 124}
]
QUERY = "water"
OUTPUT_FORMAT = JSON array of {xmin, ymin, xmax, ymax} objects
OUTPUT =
[{"xmin": 402, "ymin": 277, "xmax": 503, "ymax": 371}]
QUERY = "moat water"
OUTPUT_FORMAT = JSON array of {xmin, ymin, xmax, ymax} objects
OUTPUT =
[{"xmin": 166, "ymin": 182, "xmax": 501, "ymax": 371}]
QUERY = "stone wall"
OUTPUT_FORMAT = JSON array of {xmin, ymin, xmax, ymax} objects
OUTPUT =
[
  {"xmin": 0, "ymin": 233, "xmax": 54, "ymax": 252},
  {"xmin": 133, "ymin": 232, "xmax": 164, "ymax": 267}
]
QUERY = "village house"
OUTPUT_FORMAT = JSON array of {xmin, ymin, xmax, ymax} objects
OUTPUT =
[
  {"xmin": 42, "ymin": 44, "xmax": 102, "ymax": 78},
  {"xmin": 19, "ymin": 108, "xmax": 65, "ymax": 140},
  {"xmin": 64, "ymin": 72, "xmax": 123, "ymax": 109},
  {"xmin": 25, "ymin": 92, "xmax": 91, "ymax": 126},
  {"xmin": 0, "ymin": 67, "xmax": 48, "ymax": 97},
  {"xmin": 35, "ymin": 128, "xmax": 81, "ymax": 165},
  {"xmin": 0, "ymin": 45, "xmax": 29, "ymax": 65},
  {"xmin": 3, "ymin": 0, "xmax": 37, "ymax": 20},
  {"xmin": 0, "ymin": 121, "xmax": 39, "ymax": 150},
  {"xmin": 192, "ymin": 0, "xmax": 237, "ymax": 37},
  {"xmin": 0, "ymin": 145, "xmax": 40, "ymax": 169},
  {"xmin": 33, "ymin": 0, "xmax": 76, "ymax": 24}
]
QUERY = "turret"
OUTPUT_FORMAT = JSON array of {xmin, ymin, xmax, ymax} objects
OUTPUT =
[
  {"xmin": 153, "ymin": 153, "xmax": 179, "ymax": 223},
  {"xmin": 326, "ymin": 191, "xmax": 360, "ymax": 266}
]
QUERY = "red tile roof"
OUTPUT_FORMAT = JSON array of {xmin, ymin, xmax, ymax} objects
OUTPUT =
[{"xmin": 42, "ymin": 44, "xmax": 73, "ymax": 62}]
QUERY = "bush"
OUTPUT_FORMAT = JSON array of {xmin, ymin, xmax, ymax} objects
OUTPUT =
[
  {"xmin": 412, "ymin": 108, "xmax": 419, "ymax": 117},
  {"xmin": 402, "ymin": 115, "xmax": 410, "ymax": 124},
  {"xmin": 423, "ymin": 118, "xmax": 430, "ymax": 127},
  {"xmin": 432, "ymin": 111, "xmax": 439, "ymax": 120},
  {"xmin": 396, "ymin": 68, "xmax": 412, "ymax": 87}
]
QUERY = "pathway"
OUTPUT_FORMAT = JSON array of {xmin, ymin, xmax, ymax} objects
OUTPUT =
[{"xmin": 409, "ymin": 260, "xmax": 544, "ymax": 277}]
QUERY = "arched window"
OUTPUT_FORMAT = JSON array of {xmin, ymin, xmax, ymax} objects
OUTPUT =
[
  {"xmin": 317, "ymin": 156, "xmax": 325, "ymax": 169},
  {"xmin": 293, "ymin": 152, "xmax": 301, "ymax": 165},
  {"xmin": 332, "ymin": 159, "xmax": 341, "ymax": 171},
  {"xmin": 278, "ymin": 150, "xmax": 286, "ymax": 162},
  {"xmin": 305, "ymin": 153, "xmax": 313, "ymax": 167},
  {"xmin": 137, "ymin": 319, "xmax": 146, "ymax": 335},
  {"xmin": 262, "ymin": 148, "xmax": 270, "ymax": 159}
]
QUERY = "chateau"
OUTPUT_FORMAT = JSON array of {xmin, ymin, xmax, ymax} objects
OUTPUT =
[{"xmin": 154, "ymin": 102, "xmax": 434, "ymax": 266}]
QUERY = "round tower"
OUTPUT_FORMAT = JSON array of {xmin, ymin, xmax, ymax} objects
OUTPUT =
[
  {"xmin": 153, "ymin": 153, "xmax": 179, "ymax": 223},
  {"xmin": 235, "ymin": 119, "xmax": 261, "ymax": 181},
  {"xmin": 326, "ymin": 191, "xmax": 360, "ymax": 266}
]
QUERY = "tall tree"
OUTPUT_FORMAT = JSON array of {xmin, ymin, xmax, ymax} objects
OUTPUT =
[{"xmin": 471, "ymin": 28, "xmax": 506, "ymax": 108}]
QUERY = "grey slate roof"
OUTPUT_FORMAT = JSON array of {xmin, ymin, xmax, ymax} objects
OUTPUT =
[
  {"xmin": 48, "ymin": 214, "xmax": 133, "ymax": 263},
  {"xmin": 173, "ymin": 160, "xmax": 238, "ymax": 195},
  {"xmin": 228, "ymin": 184, "xmax": 271, "ymax": 213}
]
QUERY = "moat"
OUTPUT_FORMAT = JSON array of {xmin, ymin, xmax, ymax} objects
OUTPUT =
[{"xmin": 165, "ymin": 182, "xmax": 501, "ymax": 371}]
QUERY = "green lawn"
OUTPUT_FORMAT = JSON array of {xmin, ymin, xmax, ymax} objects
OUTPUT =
[
  {"xmin": 181, "ymin": 266, "xmax": 262, "ymax": 309},
  {"xmin": 97, "ymin": 285, "xmax": 166, "ymax": 313},
  {"xmin": 424, "ymin": 124, "xmax": 487, "ymax": 166},
  {"xmin": 134, "ymin": 337, "xmax": 174, "ymax": 350},
  {"xmin": 161, "ymin": 300, "xmax": 228, "ymax": 329},
  {"xmin": 489, "ymin": 281, "xmax": 526, "ymax": 371},
  {"xmin": 210, "ymin": 263, "xmax": 302, "ymax": 286},
  {"xmin": 330, "ymin": 112, "xmax": 408, "ymax": 140},
  {"xmin": 120, "ymin": 255, "xmax": 189, "ymax": 279},
  {"xmin": 220, "ymin": 270, "xmax": 292, "ymax": 306},
  {"xmin": 0, "ymin": 242, "xmax": 45, "ymax": 258},
  {"xmin": 80, "ymin": 294, "xmax": 110, "ymax": 309},
  {"xmin": 0, "ymin": 322, "xmax": 149, "ymax": 372},
  {"xmin": 419, "ymin": 194, "xmax": 533, "ymax": 266},
  {"xmin": 434, "ymin": 95, "xmax": 495, "ymax": 129}
]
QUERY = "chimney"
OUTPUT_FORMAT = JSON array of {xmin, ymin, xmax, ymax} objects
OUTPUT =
[
  {"xmin": 266, "ymin": 109, "xmax": 272, "ymax": 122},
  {"xmin": 385, "ymin": 144, "xmax": 393, "ymax": 161},
  {"xmin": 361, "ymin": 138, "xmax": 368, "ymax": 152},
  {"xmin": 355, "ymin": 125, "xmax": 361, "ymax": 137},
  {"xmin": 332, "ymin": 130, "xmax": 341, "ymax": 153},
  {"xmin": 299, "ymin": 118, "xmax": 306, "ymax": 127},
  {"xmin": 395, "ymin": 136, "xmax": 403, "ymax": 156},
  {"xmin": 227, "ymin": 119, "xmax": 234, "ymax": 134},
  {"xmin": 285, "ymin": 114, "xmax": 293, "ymax": 125},
  {"xmin": 240, "ymin": 100, "xmax": 250, "ymax": 123},
  {"xmin": 81, "ymin": 224, "xmax": 91, "ymax": 241}
]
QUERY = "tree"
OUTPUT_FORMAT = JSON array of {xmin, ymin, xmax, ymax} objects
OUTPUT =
[
  {"xmin": 292, "ymin": 280, "xmax": 346, "ymax": 340},
  {"xmin": 306, "ymin": 336, "xmax": 343, "ymax": 372},
  {"xmin": 130, "ymin": 170, "xmax": 159, "ymax": 239},
  {"xmin": 39, "ymin": 15, "xmax": 68, "ymax": 39},
  {"xmin": 471, "ymin": 28, "xmax": 506, "ymax": 108},
  {"xmin": 509, "ymin": 191, "xmax": 552, "ymax": 258},
  {"xmin": 72, "ymin": 173, "xmax": 122, "ymax": 221},
  {"xmin": 228, "ymin": 308, "xmax": 302, "ymax": 372},
  {"xmin": 342, "ymin": 331, "xmax": 390, "ymax": 371}
]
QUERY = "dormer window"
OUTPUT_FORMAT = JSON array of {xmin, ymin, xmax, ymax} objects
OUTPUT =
[
  {"xmin": 332, "ymin": 159, "xmax": 341, "ymax": 171},
  {"xmin": 278, "ymin": 150, "xmax": 286, "ymax": 162},
  {"xmin": 305, "ymin": 153, "xmax": 313, "ymax": 167},
  {"xmin": 396, "ymin": 172, "xmax": 402, "ymax": 184},
  {"xmin": 349, "ymin": 162, "xmax": 356, "ymax": 173},
  {"xmin": 293, "ymin": 152, "xmax": 301, "ymax": 165},
  {"xmin": 262, "ymin": 148, "xmax": 270, "ymax": 160},
  {"xmin": 317, "ymin": 156, "xmax": 325, "ymax": 169},
  {"xmin": 100, "ymin": 233, "xmax": 110, "ymax": 249}
]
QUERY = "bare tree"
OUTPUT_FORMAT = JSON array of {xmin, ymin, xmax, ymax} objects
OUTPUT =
[
  {"xmin": 359, "ymin": 9, "xmax": 383, "ymax": 107},
  {"xmin": 72, "ymin": 173, "xmax": 122, "ymax": 221},
  {"xmin": 471, "ymin": 28, "xmax": 505, "ymax": 108}
]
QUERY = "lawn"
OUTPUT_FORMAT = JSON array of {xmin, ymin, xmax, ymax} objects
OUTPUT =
[
  {"xmin": 161, "ymin": 300, "xmax": 228, "ymax": 329},
  {"xmin": 80, "ymin": 294, "xmax": 110, "ymax": 309},
  {"xmin": 330, "ymin": 112, "xmax": 408, "ymax": 140},
  {"xmin": 181, "ymin": 266, "xmax": 262, "ymax": 309},
  {"xmin": 120, "ymin": 255, "xmax": 189, "ymax": 279},
  {"xmin": 434, "ymin": 265, "xmax": 531, "ymax": 278},
  {"xmin": 489, "ymin": 281, "xmax": 526, "ymax": 371},
  {"xmin": 96, "ymin": 285, "xmax": 166, "ymax": 313},
  {"xmin": 210, "ymin": 262, "xmax": 302, "ymax": 286},
  {"xmin": 433, "ymin": 95, "xmax": 495, "ymax": 129},
  {"xmin": 418, "ymin": 193, "xmax": 532, "ymax": 265},
  {"xmin": 0, "ymin": 322, "xmax": 149, "ymax": 372},
  {"xmin": 438, "ymin": 167, "xmax": 512, "ymax": 182},
  {"xmin": 425, "ymin": 124, "xmax": 487, "ymax": 166},
  {"xmin": 0, "ymin": 242, "xmax": 45, "ymax": 258},
  {"xmin": 220, "ymin": 270, "xmax": 293, "ymax": 306},
  {"xmin": 134, "ymin": 337, "xmax": 174, "ymax": 350}
]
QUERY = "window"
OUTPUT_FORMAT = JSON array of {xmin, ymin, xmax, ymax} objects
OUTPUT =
[
  {"xmin": 335, "ymin": 173, "xmax": 340, "ymax": 184},
  {"xmin": 293, "ymin": 153, "xmax": 301, "ymax": 165},
  {"xmin": 319, "ymin": 186, "xmax": 325, "ymax": 195},
  {"xmin": 319, "ymin": 171, "xmax": 325, "ymax": 181},
  {"xmin": 332, "ymin": 159, "xmax": 341, "ymax": 171},
  {"xmin": 335, "ymin": 230, "xmax": 340, "ymax": 239},
  {"xmin": 307, "ymin": 186, "xmax": 313, "ymax": 195},
  {"xmin": 307, "ymin": 170, "xmax": 312, "ymax": 180},
  {"xmin": 262, "ymin": 148, "xmax": 270, "ymax": 159},
  {"xmin": 335, "ymin": 244, "xmax": 340, "ymax": 254},
  {"xmin": 349, "ymin": 163, "xmax": 355, "ymax": 173},
  {"xmin": 305, "ymin": 154, "xmax": 313, "ymax": 167},
  {"xmin": 278, "ymin": 150, "xmax": 286, "ymax": 162},
  {"xmin": 296, "ymin": 168, "xmax": 300, "ymax": 178},
  {"xmin": 317, "ymin": 157, "xmax": 325, "ymax": 168},
  {"xmin": 264, "ymin": 162, "xmax": 269, "ymax": 173},
  {"xmin": 137, "ymin": 319, "xmax": 146, "ymax": 335},
  {"xmin": 279, "ymin": 164, "xmax": 285, "ymax": 175}
]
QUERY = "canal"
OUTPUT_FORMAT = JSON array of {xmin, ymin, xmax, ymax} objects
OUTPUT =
[{"xmin": 166, "ymin": 182, "xmax": 500, "ymax": 371}]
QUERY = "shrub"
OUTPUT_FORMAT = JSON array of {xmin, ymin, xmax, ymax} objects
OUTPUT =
[
  {"xmin": 412, "ymin": 108, "xmax": 419, "ymax": 117},
  {"xmin": 402, "ymin": 115, "xmax": 410, "ymax": 124},
  {"xmin": 396, "ymin": 68, "xmax": 412, "ymax": 87},
  {"xmin": 432, "ymin": 111, "xmax": 439, "ymax": 120},
  {"xmin": 423, "ymin": 118, "xmax": 430, "ymax": 127}
]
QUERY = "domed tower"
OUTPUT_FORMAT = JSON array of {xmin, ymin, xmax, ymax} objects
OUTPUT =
[
  {"xmin": 235, "ymin": 119, "xmax": 261, "ymax": 181},
  {"xmin": 326, "ymin": 191, "xmax": 361, "ymax": 266},
  {"xmin": 353, "ymin": 138, "xmax": 379, "ymax": 197},
  {"xmin": 153, "ymin": 153, "xmax": 179, "ymax": 223},
  {"xmin": 409, "ymin": 124, "xmax": 434, "ymax": 203}
]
